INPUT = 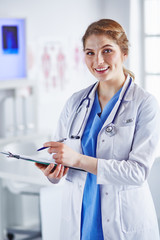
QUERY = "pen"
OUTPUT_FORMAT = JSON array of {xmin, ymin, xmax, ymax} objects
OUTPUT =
[{"xmin": 37, "ymin": 138, "xmax": 67, "ymax": 151}]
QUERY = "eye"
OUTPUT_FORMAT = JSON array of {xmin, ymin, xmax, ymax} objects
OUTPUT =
[
  {"xmin": 104, "ymin": 49, "xmax": 112, "ymax": 53},
  {"xmin": 86, "ymin": 51, "xmax": 94, "ymax": 56}
]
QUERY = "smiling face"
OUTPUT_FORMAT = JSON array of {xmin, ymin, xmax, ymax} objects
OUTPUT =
[{"xmin": 84, "ymin": 34, "xmax": 127, "ymax": 85}]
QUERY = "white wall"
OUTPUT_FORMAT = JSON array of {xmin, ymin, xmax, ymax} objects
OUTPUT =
[
  {"xmin": 129, "ymin": 0, "xmax": 143, "ymax": 86},
  {"xmin": 0, "ymin": 0, "xmax": 101, "ymax": 40},
  {"xmin": 100, "ymin": 0, "xmax": 130, "ymax": 36}
]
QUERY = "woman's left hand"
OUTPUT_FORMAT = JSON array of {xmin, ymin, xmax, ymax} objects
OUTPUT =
[{"xmin": 43, "ymin": 141, "xmax": 81, "ymax": 168}]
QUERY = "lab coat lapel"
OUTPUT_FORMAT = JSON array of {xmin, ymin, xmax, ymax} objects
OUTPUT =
[
  {"xmin": 117, "ymin": 75, "xmax": 134, "ymax": 117},
  {"xmin": 104, "ymin": 99, "xmax": 124, "ymax": 126}
]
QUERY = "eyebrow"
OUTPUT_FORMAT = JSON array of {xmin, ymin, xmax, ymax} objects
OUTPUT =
[{"xmin": 84, "ymin": 44, "xmax": 114, "ymax": 51}]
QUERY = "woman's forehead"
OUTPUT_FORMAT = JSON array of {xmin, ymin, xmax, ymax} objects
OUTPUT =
[{"xmin": 84, "ymin": 34, "xmax": 117, "ymax": 49}]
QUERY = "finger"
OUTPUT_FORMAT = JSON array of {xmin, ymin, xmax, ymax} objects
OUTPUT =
[
  {"xmin": 63, "ymin": 167, "xmax": 69, "ymax": 176},
  {"xmin": 35, "ymin": 162, "xmax": 48, "ymax": 170},
  {"xmin": 49, "ymin": 164, "xmax": 62, "ymax": 178},
  {"xmin": 47, "ymin": 148, "xmax": 59, "ymax": 154},
  {"xmin": 53, "ymin": 153, "xmax": 62, "ymax": 164},
  {"xmin": 50, "ymin": 165, "xmax": 57, "ymax": 173},
  {"xmin": 56, "ymin": 166, "xmax": 65, "ymax": 179},
  {"xmin": 43, "ymin": 141, "xmax": 55, "ymax": 147},
  {"xmin": 44, "ymin": 141, "xmax": 61, "ymax": 148},
  {"xmin": 43, "ymin": 163, "xmax": 55, "ymax": 176}
]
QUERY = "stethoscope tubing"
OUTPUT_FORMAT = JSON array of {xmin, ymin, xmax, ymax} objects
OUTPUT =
[
  {"xmin": 76, "ymin": 82, "xmax": 97, "ymax": 111},
  {"xmin": 69, "ymin": 77, "xmax": 132, "ymax": 139},
  {"xmin": 69, "ymin": 82, "xmax": 97, "ymax": 139}
]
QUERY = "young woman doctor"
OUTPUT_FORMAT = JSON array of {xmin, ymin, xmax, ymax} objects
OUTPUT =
[{"xmin": 36, "ymin": 19, "xmax": 160, "ymax": 240}]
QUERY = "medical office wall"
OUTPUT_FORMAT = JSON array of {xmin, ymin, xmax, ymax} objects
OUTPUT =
[{"xmin": 0, "ymin": 0, "xmax": 131, "ymax": 137}]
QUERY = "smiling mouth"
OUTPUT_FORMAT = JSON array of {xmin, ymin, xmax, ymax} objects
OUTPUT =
[{"xmin": 95, "ymin": 67, "xmax": 110, "ymax": 73}]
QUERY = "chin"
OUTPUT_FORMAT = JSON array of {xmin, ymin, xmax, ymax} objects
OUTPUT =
[{"xmin": 97, "ymin": 76, "xmax": 111, "ymax": 82}]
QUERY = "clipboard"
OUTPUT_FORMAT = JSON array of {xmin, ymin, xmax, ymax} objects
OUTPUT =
[{"xmin": 0, "ymin": 151, "xmax": 85, "ymax": 171}]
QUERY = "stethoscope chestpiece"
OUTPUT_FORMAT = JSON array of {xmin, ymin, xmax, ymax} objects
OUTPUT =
[{"xmin": 105, "ymin": 123, "xmax": 116, "ymax": 137}]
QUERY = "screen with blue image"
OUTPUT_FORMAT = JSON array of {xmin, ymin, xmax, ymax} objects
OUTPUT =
[
  {"xmin": 2, "ymin": 26, "xmax": 19, "ymax": 54},
  {"xmin": 0, "ymin": 18, "xmax": 26, "ymax": 80}
]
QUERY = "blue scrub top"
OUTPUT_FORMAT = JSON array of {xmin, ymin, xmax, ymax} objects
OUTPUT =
[{"xmin": 80, "ymin": 88, "xmax": 121, "ymax": 240}]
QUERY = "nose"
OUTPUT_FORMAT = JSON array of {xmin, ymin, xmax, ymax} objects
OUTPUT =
[{"xmin": 96, "ymin": 52, "xmax": 104, "ymax": 65}]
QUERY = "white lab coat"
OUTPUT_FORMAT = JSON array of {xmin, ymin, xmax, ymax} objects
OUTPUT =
[{"xmin": 51, "ymin": 75, "xmax": 160, "ymax": 240}]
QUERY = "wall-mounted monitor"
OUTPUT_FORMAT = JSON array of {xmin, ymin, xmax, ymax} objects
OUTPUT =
[{"xmin": 0, "ymin": 18, "xmax": 27, "ymax": 81}]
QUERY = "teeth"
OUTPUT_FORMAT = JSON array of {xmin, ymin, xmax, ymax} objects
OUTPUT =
[{"xmin": 96, "ymin": 67, "xmax": 109, "ymax": 71}]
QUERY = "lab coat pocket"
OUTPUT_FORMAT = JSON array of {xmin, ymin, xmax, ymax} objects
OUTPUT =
[
  {"xmin": 119, "ymin": 186, "xmax": 157, "ymax": 233},
  {"xmin": 113, "ymin": 125, "xmax": 135, "ymax": 160}
]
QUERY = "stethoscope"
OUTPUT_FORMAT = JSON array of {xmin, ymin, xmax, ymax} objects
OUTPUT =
[{"xmin": 69, "ymin": 77, "xmax": 132, "ymax": 139}]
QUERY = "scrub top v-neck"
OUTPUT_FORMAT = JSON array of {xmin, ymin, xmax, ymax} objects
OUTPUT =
[{"xmin": 80, "ymin": 88, "xmax": 121, "ymax": 240}]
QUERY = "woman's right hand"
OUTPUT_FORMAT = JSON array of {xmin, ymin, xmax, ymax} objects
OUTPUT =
[{"xmin": 35, "ymin": 162, "xmax": 69, "ymax": 180}]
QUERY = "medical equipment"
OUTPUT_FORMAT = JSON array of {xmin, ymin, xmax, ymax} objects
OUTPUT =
[
  {"xmin": 69, "ymin": 77, "xmax": 132, "ymax": 139},
  {"xmin": 69, "ymin": 82, "xmax": 97, "ymax": 139}
]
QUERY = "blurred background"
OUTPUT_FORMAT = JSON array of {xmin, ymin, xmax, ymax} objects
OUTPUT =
[{"xmin": 0, "ymin": 0, "xmax": 160, "ymax": 239}]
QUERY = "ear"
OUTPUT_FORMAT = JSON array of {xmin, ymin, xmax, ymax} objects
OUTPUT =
[{"xmin": 123, "ymin": 54, "xmax": 128, "ymax": 62}]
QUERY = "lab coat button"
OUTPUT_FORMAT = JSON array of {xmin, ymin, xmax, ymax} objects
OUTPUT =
[
  {"xmin": 105, "ymin": 216, "xmax": 110, "ymax": 222},
  {"xmin": 102, "ymin": 139, "xmax": 105, "ymax": 143},
  {"xmin": 105, "ymin": 192, "xmax": 108, "ymax": 195}
]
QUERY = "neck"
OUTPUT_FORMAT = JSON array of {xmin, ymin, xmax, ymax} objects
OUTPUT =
[{"xmin": 97, "ymin": 73, "xmax": 126, "ymax": 101}]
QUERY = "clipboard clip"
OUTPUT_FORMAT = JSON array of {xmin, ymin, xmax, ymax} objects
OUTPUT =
[{"xmin": 0, "ymin": 151, "xmax": 20, "ymax": 159}]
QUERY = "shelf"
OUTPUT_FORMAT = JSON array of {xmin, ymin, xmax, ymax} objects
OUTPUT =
[{"xmin": 0, "ymin": 79, "xmax": 36, "ymax": 90}]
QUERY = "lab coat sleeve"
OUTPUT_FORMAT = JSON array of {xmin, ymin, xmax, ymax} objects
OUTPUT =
[{"xmin": 97, "ymin": 94, "xmax": 160, "ymax": 186}]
